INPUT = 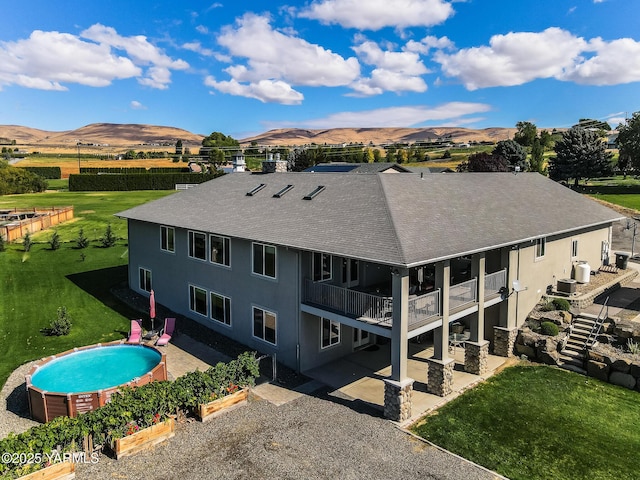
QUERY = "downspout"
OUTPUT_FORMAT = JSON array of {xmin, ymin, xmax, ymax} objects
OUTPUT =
[{"xmin": 296, "ymin": 249, "xmax": 301, "ymax": 373}]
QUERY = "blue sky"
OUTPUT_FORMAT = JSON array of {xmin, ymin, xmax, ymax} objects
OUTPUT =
[{"xmin": 1, "ymin": 0, "xmax": 639, "ymax": 139}]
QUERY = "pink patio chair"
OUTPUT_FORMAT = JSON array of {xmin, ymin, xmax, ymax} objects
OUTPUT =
[
  {"xmin": 155, "ymin": 317, "xmax": 175, "ymax": 346},
  {"xmin": 126, "ymin": 319, "xmax": 142, "ymax": 344}
]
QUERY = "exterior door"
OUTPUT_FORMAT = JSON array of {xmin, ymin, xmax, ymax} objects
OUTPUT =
[
  {"xmin": 353, "ymin": 328, "xmax": 370, "ymax": 348},
  {"xmin": 341, "ymin": 258, "xmax": 359, "ymax": 288}
]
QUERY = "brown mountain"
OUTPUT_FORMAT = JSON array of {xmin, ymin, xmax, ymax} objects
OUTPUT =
[
  {"xmin": 1, "ymin": 123, "xmax": 517, "ymax": 150},
  {"xmin": 240, "ymin": 127, "xmax": 517, "ymax": 146}
]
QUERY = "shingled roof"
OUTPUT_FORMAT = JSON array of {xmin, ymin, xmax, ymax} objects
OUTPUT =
[{"xmin": 117, "ymin": 172, "xmax": 623, "ymax": 267}]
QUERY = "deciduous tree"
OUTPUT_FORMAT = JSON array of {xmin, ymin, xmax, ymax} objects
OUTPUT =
[
  {"xmin": 514, "ymin": 121, "xmax": 537, "ymax": 147},
  {"xmin": 617, "ymin": 112, "xmax": 640, "ymax": 172}
]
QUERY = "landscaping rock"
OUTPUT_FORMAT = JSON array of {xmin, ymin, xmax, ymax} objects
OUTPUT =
[
  {"xmin": 518, "ymin": 330, "xmax": 539, "ymax": 347},
  {"xmin": 609, "ymin": 371, "xmax": 637, "ymax": 389},
  {"xmin": 537, "ymin": 349, "xmax": 559, "ymax": 366},
  {"xmin": 602, "ymin": 321, "xmax": 615, "ymax": 334},
  {"xmin": 630, "ymin": 362, "xmax": 640, "ymax": 378},
  {"xmin": 611, "ymin": 358, "xmax": 631, "ymax": 373},
  {"xmin": 587, "ymin": 350, "xmax": 607, "ymax": 364},
  {"xmin": 587, "ymin": 360, "xmax": 609, "ymax": 382},
  {"xmin": 559, "ymin": 311, "xmax": 572, "ymax": 323},
  {"xmin": 515, "ymin": 343, "xmax": 536, "ymax": 359}
]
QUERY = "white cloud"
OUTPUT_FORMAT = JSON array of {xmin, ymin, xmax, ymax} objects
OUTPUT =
[
  {"xmin": 0, "ymin": 24, "xmax": 189, "ymax": 91},
  {"xmin": 353, "ymin": 41, "xmax": 428, "ymax": 75},
  {"xmin": 209, "ymin": 13, "xmax": 359, "ymax": 103},
  {"xmin": 435, "ymin": 27, "xmax": 640, "ymax": 89},
  {"xmin": 434, "ymin": 28, "xmax": 586, "ymax": 90},
  {"xmin": 196, "ymin": 25, "xmax": 209, "ymax": 34},
  {"xmin": 182, "ymin": 41, "xmax": 215, "ymax": 57},
  {"xmin": 81, "ymin": 24, "xmax": 189, "ymax": 89},
  {"xmin": 130, "ymin": 100, "xmax": 146, "ymax": 110},
  {"xmin": 298, "ymin": 0, "xmax": 455, "ymax": 30},
  {"xmin": 266, "ymin": 102, "xmax": 491, "ymax": 129},
  {"xmin": 205, "ymin": 76, "xmax": 303, "ymax": 104},
  {"xmin": 561, "ymin": 37, "xmax": 640, "ymax": 85},
  {"xmin": 404, "ymin": 35, "xmax": 455, "ymax": 54},
  {"xmin": 0, "ymin": 29, "xmax": 140, "ymax": 90}
]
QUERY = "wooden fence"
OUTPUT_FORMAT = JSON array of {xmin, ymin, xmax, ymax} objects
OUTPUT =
[{"xmin": 0, "ymin": 206, "xmax": 74, "ymax": 242}]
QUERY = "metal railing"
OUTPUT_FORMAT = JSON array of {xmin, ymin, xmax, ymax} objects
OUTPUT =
[
  {"xmin": 585, "ymin": 296, "xmax": 609, "ymax": 348},
  {"xmin": 408, "ymin": 289, "xmax": 441, "ymax": 327},
  {"xmin": 449, "ymin": 278, "xmax": 477, "ymax": 310},
  {"xmin": 484, "ymin": 269, "xmax": 507, "ymax": 297}
]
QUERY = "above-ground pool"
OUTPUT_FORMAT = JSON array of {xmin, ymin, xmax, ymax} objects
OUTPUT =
[{"xmin": 26, "ymin": 341, "xmax": 167, "ymax": 422}]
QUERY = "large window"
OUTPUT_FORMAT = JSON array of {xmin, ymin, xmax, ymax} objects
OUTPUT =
[
  {"xmin": 253, "ymin": 243, "xmax": 276, "ymax": 278},
  {"xmin": 321, "ymin": 318, "xmax": 340, "ymax": 349},
  {"xmin": 210, "ymin": 235, "xmax": 230, "ymax": 267},
  {"xmin": 211, "ymin": 292, "xmax": 231, "ymax": 326},
  {"xmin": 188, "ymin": 231, "xmax": 207, "ymax": 260},
  {"xmin": 160, "ymin": 226, "xmax": 175, "ymax": 253},
  {"xmin": 139, "ymin": 267, "xmax": 152, "ymax": 292},
  {"xmin": 535, "ymin": 237, "xmax": 546, "ymax": 259},
  {"xmin": 313, "ymin": 252, "xmax": 332, "ymax": 282},
  {"xmin": 253, "ymin": 307, "xmax": 277, "ymax": 345},
  {"xmin": 189, "ymin": 285, "xmax": 208, "ymax": 316}
]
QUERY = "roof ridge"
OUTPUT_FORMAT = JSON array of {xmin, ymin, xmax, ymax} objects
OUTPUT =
[{"xmin": 377, "ymin": 173, "xmax": 410, "ymax": 266}]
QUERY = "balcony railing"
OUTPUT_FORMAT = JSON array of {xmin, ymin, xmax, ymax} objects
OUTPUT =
[
  {"xmin": 484, "ymin": 269, "xmax": 507, "ymax": 297},
  {"xmin": 303, "ymin": 272, "xmax": 505, "ymax": 329},
  {"xmin": 449, "ymin": 278, "xmax": 477, "ymax": 310}
]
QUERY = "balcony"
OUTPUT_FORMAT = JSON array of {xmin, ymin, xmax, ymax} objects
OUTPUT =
[{"xmin": 302, "ymin": 269, "xmax": 506, "ymax": 330}]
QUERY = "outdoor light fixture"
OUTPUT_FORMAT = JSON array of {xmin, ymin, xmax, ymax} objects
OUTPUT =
[{"xmin": 500, "ymin": 280, "xmax": 527, "ymax": 299}]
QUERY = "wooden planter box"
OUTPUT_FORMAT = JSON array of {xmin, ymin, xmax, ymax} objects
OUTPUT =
[
  {"xmin": 112, "ymin": 418, "xmax": 175, "ymax": 459},
  {"xmin": 17, "ymin": 461, "xmax": 75, "ymax": 480},
  {"xmin": 197, "ymin": 388, "xmax": 249, "ymax": 422}
]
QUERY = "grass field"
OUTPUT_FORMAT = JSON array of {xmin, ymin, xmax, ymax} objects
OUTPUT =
[
  {"xmin": 0, "ymin": 190, "xmax": 174, "ymax": 387},
  {"xmin": 590, "ymin": 194, "xmax": 640, "ymax": 212},
  {"xmin": 411, "ymin": 364, "xmax": 640, "ymax": 480}
]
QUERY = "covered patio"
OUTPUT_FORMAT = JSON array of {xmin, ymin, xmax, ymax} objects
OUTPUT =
[{"xmin": 304, "ymin": 339, "xmax": 506, "ymax": 425}]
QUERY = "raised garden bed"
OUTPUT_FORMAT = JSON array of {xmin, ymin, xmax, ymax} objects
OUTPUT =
[
  {"xmin": 197, "ymin": 388, "xmax": 249, "ymax": 422},
  {"xmin": 17, "ymin": 461, "xmax": 75, "ymax": 480},
  {"xmin": 111, "ymin": 418, "xmax": 175, "ymax": 459}
]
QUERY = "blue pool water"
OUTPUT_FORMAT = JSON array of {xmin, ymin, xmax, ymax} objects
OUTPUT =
[{"xmin": 30, "ymin": 345, "xmax": 162, "ymax": 393}]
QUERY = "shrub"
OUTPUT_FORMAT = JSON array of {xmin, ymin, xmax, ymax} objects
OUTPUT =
[
  {"xmin": 48, "ymin": 231, "xmax": 61, "ymax": 250},
  {"xmin": 47, "ymin": 306, "xmax": 72, "ymax": 336},
  {"xmin": 75, "ymin": 228, "xmax": 89, "ymax": 249},
  {"xmin": 540, "ymin": 321, "xmax": 559, "ymax": 336},
  {"xmin": 540, "ymin": 302, "xmax": 556, "ymax": 312},
  {"xmin": 552, "ymin": 298, "xmax": 571, "ymax": 311},
  {"xmin": 628, "ymin": 339, "xmax": 640, "ymax": 355},
  {"xmin": 100, "ymin": 224, "xmax": 117, "ymax": 248},
  {"xmin": 22, "ymin": 231, "xmax": 32, "ymax": 252}
]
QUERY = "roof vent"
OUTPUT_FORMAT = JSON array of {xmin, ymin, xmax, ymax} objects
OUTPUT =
[
  {"xmin": 246, "ymin": 183, "xmax": 266, "ymax": 196},
  {"xmin": 303, "ymin": 185, "xmax": 325, "ymax": 200},
  {"xmin": 273, "ymin": 185, "xmax": 294, "ymax": 198}
]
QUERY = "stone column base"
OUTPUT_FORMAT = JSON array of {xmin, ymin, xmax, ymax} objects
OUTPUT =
[
  {"xmin": 383, "ymin": 378, "xmax": 414, "ymax": 422},
  {"xmin": 493, "ymin": 326, "xmax": 517, "ymax": 357},
  {"xmin": 464, "ymin": 340, "xmax": 490, "ymax": 375},
  {"xmin": 426, "ymin": 358, "xmax": 455, "ymax": 397}
]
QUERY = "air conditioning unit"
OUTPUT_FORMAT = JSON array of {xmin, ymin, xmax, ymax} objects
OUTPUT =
[{"xmin": 557, "ymin": 278, "xmax": 576, "ymax": 294}]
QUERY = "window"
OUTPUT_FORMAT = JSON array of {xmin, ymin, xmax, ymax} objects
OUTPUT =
[
  {"xmin": 571, "ymin": 239, "xmax": 579, "ymax": 259},
  {"xmin": 253, "ymin": 243, "xmax": 276, "ymax": 278},
  {"xmin": 535, "ymin": 237, "xmax": 546, "ymax": 259},
  {"xmin": 189, "ymin": 285, "xmax": 208, "ymax": 316},
  {"xmin": 139, "ymin": 267, "xmax": 152, "ymax": 292},
  {"xmin": 211, "ymin": 292, "xmax": 231, "ymax": 325},
  {"xmin": 210, "ymin": 235, "xmax": 230, "ymax": 266},
  {"xmin": 313, "ymin": 252, "xmax": 332, "ymax": 282},
  {"xmin": 160, "ymin": 226, "xmax": 174, "ymax": 253},
  {"xmin": 253, "ymin": 307, "xmax": 277, "ymax": 345},
  {"xmin": 188, "ymin": 231, "xmax": 207, "ymax": 260},
  {"xmin": 321, "ymin": 318, "xmax": 340, "ymax": 349}
]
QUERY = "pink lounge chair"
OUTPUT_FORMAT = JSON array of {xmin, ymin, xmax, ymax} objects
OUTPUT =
[
  {"xmin": 155, "ymin": 317, "xmax": 175, "ymax": 346},
  {"xmin": 126, "ymin": 319, "xmax": 142, "ymax": 344}
]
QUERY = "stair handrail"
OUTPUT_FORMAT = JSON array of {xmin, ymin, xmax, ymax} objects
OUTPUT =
[{"xmin": 584, "ymin": 296, "xmax": 609, "ymax": 348}]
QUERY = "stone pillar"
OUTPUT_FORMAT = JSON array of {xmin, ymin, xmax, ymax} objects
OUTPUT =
[
  {"xmin": 493, "ymin": 326, "xmax": 517, "ymax": 357},
  {"xmin": 383, "ymin": 378, "xmax": 414, "ymax": 422},
  {"xmin": 426, "ymin": 357, "xmax": 455, "ymax": 396},
  {"xmin": 464, "ymin": 340, "xmax": 490, "ymax": 375}
]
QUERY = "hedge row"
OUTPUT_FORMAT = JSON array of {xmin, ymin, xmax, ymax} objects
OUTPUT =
[
  {"xmin": 573, "ymin": 184, "xmax": 640, "ymax": 195},
  {"xmin": 20, "ymin": 166, "xmax": 62, "ymax": 179},
  {"xmin": 68, "ymin": 172, "xmax": 222, "ymax": 191},
  {"xmin": 0, "ymin": 352, "xmax": 260, "ymax": 479},
  {"xmin": 79, "ymin": 167, "xmax": 190, "ymax": 174}
]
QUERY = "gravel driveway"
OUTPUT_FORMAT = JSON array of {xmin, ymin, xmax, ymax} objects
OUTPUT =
[{"xmin": 76, "ymin": 388, "xmax": 498, "ymax": 480}]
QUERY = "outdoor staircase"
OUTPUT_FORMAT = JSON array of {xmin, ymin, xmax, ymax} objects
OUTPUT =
[{"xmin": 558, "ymin": 298, "xmax": 609, "ymax": 374}]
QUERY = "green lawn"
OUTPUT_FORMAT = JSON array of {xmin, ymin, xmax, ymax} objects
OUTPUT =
[
  {"xmin": 590, "ymin": 193, "xmax": 640, "ymax": 212},
  {"xmin": 411, "ymin": 364, "xmax": 640, "ymax": 480},
  {"xmin": 0, "ymin": 190, "xmax": 174, "ymax": 387}
]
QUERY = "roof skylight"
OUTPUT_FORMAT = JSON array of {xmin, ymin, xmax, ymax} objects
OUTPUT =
[
  {"xmin": 246, "ymin": 183, "xmax": 266, "ymax": 196},
  {"xmin": 303, "ymin": 185, "xmax": 326, "ymax": 200},
  {"xmin": 273, "ymin": 185, "xmax": 294, "ymax": 198}
]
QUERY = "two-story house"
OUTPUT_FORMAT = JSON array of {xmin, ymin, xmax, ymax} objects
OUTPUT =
[{"xmin": 117, "ymin": 171, "xmax": 622, "ymax": 421}]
